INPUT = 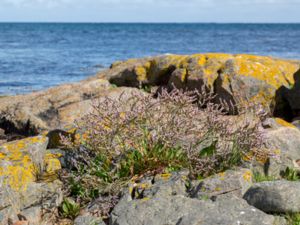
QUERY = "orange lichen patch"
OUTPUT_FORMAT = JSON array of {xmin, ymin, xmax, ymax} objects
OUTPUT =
[
  {"xmin": 0, "ymin": 152, "xmax": 6, "ymax": 159},
  {"xmin": 243, "ymin": 171, "xmax": 252, "ymax": 182},
  {"xmin": 255, "ymin": 154, "xmax": 269, "ymax": 165},
  {"xmin": 243, "ymin": 151, "xmax": 254, "ymax": 162},
  {"xmin": 68, "ymin": 128, "xmax": 77, "ymax": 134},
  {"xmin": 159, "ymin": 173, "xmax": 172, "ymax": 180},
  {"xmin": 198, "ymin": 55, "xmax": 207, "ymax": 66},
  {"xmin": 272, "ymin": 149, "xmax": 281, "ymax": 156},
  {"xmin": 74, "ymin": 131, "xmax": 90, "ymax": 145},
  {"xmin": 248, "ymin": 89, "xmax": 275, "ymax": 108},
  {"xmin": 0, "ymin": 164, "xmax": 36, "ymax": 191},
  {"xmin": 121, "ymin": 53, "xmax": 299, "ymax": 90},
  {"xmin": 119, "ymin": 112, "xmax": 126, "ymax": 120},
  {"xmin": 195, "ymin": 53, "xmax": 298, "ymax": 89},
  {"xmin": 134, "ymin": 66, "xmax": 148, "ymax": 81},
  {"xmin": 205, "ymin": 53, "xmax": 234, "ymax": 59},
  {"xmin": 173, "ymin": 54, "xmax": 297, "ymax": 88},
  {"xmin": 0, "ymin": 136, "xmax": 61, "ymax": 191},
  {"xmin": 1, "ymin": 136, "xmax": 47, "ymax": 160},
  {"xmin": 214, "ymin": 187, "xmax": 222, "ymax": 192},
  {"xmin": 275, "ymin": 118, "xmax": 297, "ymax": 128},
  {"xmin": 217, "ymin": 172, "xmax": 226, "ymax": 181},
  {"xmin": 242, "ymin": 150, "xmax": 269, "ymax": 165},
  {"xmin": 44, "ymin": 153, "xmax": 62, "ymax": 174},
  {"xmin": 137, "ymin": 183, "xmax": 151, "ymax": 189},
  {"xmin": 220, "ymin": 73, "xmax": 231, "ymax": 87},
  {"xmin": 114, "ymin": 53, "xmax": 299, "ymax": 112},
  {"xmin": 179, "ymin": 69, "xmax": 188, "ymax": 82},
  {"xmin": 235, "ymin": 55, "xmax": 299, "ymax": 88},
  {"xmin": 128, "ymin": 182, "xmax": 152, "ymax": 196}
]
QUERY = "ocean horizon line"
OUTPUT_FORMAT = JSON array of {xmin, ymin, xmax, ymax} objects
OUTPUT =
[{"xmin": 0, "ymin": 22, "xmax": 300, "ymax": 25}]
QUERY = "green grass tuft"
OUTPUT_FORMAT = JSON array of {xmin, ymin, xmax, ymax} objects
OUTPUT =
[
  {"xmin": 59, "ymin": 198, "xmax": 80, "ymax": 220},
  {"xmin": 286, "ymin": 213, "xmax": 300, "ymax": 225},
  {"xmin": 282, "ymin": 167, "xmax": 300, "ymax": 181},
  {"xmin": 253, "ymin": 172, "xmax": 276, "ymax": 183}
]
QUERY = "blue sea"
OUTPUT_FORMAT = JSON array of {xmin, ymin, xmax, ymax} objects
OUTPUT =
[{"xmin": 0, "ymin": 23, "xmax": 300, "ymax": 95}]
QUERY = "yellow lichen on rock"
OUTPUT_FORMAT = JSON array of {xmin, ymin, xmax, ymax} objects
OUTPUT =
[
  {"xmin": 134, "ymin": 65, "xmax": 148, "ymax": 81},
  {"xmin": 122, "ymin": 54, "xmax": 299, "ymax": 92},
  {"xmin": 235, "ymin": 54, "xmax": 298, "ymax": 88},
  {"xmin": 45, "ymin": 153, "xmax": 62, "ymax": 174},
  {"xmin": 0, "ymin": 136, "xmax": 62, "ymax": 191},
  {"xmin": 242, "ymin": 170, "xmax": 252, "ymax": 182},
  {"xmin": 218, "ymin": 172, "xmax": 226, "ymax": 181},
  {"xmin": 274, "ymin": 118, "xmax": 297, "ymax": 128},
  {"xmin": 159, "ymin": 173, "xmax": 172, "ymax": 180},
  {"xmin": 118, "ymin": 53, "xmax": 299, "ymax": 113},
  {"xmin": 0, "ymin": 161, "xmax": 36, "ymax": 191}
]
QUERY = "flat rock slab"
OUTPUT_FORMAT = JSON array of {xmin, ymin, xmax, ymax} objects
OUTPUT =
[
  {"xmin": 190, "ymin": 168, "xmax": 253, "ymax": 199},
  {"xmin": 110, "ymin": 194, "xmax": 284, "ymax": 225},
  {"xmin": 244, "ymin": 180, "xmax": 300, "ymax": 213},
  {"xmin": 0, "ymin": 77, "xmax": 138, "ymax": 136}
]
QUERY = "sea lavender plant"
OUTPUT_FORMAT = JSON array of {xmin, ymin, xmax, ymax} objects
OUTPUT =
[{"xmin": 61, "ymin": 86, "xmax": 267, "ymax": 216}]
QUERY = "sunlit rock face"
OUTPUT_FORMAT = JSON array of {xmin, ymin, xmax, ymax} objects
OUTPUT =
[{"xmin": 108, "ymin": 53, "xmax": 300, "ymax": 117}]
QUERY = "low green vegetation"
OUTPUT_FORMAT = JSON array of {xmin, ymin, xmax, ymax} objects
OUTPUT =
[
  {"xmin": 286, "ymin": 213, "xmax": 300, "ymax": 225},
  {"xmin": 59, "ymin": 198, "xmax": 80, "ymax": 220},
  {"xmin": 253, "ymin": 167, "xmax": 300, "ymax": 183},
  {"xmin": 282, "ymin": 167, "xmax": 300, "ymax": 181},
  {"xmin": 253, "ymin": 172, "xmax": 277, "ymax": 183},
  {"xmin": 141, "ymin": 84, "xmax": 152, "ymax": 93}
]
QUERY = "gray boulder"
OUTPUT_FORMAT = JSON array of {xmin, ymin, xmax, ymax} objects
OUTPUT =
[
  {"xmin": 0, "ymin": 180, "xmax": 63, "ymax": 225},
  {"xmin": 111, "ymin": 171, "xmax": 285, "ymax": 225},
  {"xmin": 110, "ymin": 194, "xmax": 284, "ymax": 225},
  {"xmin": 244, "ymin": 180, "xmax": 300, "ymax": 213},
  {"xmin": 262, "ymin": 126, "xmax": 300, "ymax": 177},
  {"xmin": 190, "ymin": 168, "xmax": 253, "ymax": 199},
  {"xmin": 124, "ymin": 171, "xmax": 189, "ymax": 203}
]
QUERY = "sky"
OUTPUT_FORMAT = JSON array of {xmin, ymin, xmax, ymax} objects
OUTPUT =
[{"xmin": 0, "ymin": 0, "xmax": 299, "ymax": 23}]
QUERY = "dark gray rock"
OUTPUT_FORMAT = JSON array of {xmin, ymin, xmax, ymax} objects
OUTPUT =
[{"xmin": 244, "ymin": 180, "xmax": 300, "ymax": 213}]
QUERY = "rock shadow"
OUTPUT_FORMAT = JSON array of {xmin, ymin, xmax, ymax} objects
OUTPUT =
[
  {"xmin": 273, "ymin": 68, "xmax": 300, "ymax": 122},
  {"xmin": 0, "ymin": 117, "xmax": 38, "ymax": 141}
]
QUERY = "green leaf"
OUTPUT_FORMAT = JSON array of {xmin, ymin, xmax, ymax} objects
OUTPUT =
[
  {"xmin": 199, "ymin": 141, "xmax": 217, "ymax": 157},
  {"xmin": 62, "ymin": 204, "xmax": 69, "ymax": 213}
]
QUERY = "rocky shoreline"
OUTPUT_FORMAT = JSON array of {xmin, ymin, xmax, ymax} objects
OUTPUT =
[{"xmin": 1, "ymin": 53, "xmax": 300, "ymax": 225}]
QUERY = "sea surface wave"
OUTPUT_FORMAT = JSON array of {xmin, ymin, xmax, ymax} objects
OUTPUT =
[{"xmin": 0, "ymin": 23, "xmax": 300, "ymax": 95}]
